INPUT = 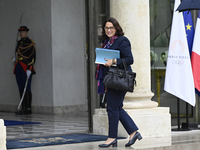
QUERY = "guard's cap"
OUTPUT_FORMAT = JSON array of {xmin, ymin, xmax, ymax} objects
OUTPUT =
[{"xmin": 18, "ymin": 26, "xmax": 29, "ymax": 31}]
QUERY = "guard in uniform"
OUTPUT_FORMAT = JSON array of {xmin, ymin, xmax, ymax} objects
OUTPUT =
[{"xmin": 14, "ymin": 26, "xmax": 36, "ymax": 115}]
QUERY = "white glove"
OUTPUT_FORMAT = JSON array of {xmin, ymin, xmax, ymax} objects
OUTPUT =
[
  {"xmin": 26, "ymin": 70, "xmax": 31, "ymax": 78},
  {"xmin": 11, "ymin": 56, "xmax": 16, "ymax": 63}
]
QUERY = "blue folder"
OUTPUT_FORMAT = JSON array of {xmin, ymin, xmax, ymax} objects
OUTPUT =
[{"xmin": 95, "ymin": 48, "xmax": 120, "ymax": 65}]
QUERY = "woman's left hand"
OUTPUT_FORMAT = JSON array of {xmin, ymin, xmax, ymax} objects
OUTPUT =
[{"xmin": 104, "ymin": 58, "xmax": 113, "ymax": 67}]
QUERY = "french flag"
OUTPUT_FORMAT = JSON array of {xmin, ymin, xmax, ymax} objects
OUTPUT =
[{"xmin": 191, "ymin": 11, "xmax": 200, "ymax": 93}]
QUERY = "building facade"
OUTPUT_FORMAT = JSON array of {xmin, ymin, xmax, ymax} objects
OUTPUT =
[
  {"xmin": 0, "ymin": 0, "xmax": 199, "ymax": 129},
  {"xmin": 1, "ymin": 1, "xmax": 199, "ymax": 148}
]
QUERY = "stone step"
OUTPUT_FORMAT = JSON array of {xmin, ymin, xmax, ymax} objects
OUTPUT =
[
  {"xmin": 138, "ymin": 143, "xmax": 200, "ymax": 150},
  {"xmin": 133, "ymin": 129, "xmax": 200, "ymax": 150}
]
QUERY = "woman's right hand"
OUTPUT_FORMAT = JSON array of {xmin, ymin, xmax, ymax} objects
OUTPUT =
[
  {"xmin": 104, "ymin": 58, "xmax": 113, "ymax": 67},
  {"xmin": 104, "ymin": 58, "xmax": 116, "ymax": 67}
]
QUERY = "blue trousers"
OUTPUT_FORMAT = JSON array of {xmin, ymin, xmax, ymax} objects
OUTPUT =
[
  {"xmin": 106, "ymin": 88, "xmax": 138, "ymax": 138},
  {"xmin": 15, "ymin": 63, "xmax": 32, "ymax": 92}
]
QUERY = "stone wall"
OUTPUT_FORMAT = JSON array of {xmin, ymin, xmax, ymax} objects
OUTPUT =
[{"xmin": 0, "ymin": 0, "xmax": 87, "ymax": 114}]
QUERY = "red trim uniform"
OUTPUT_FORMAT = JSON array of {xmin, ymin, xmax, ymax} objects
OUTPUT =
[{"xmin": 14, "ymin": 37, "xmax": 36, "ymax": 74}]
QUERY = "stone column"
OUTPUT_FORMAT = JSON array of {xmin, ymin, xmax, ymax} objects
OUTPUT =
[
  {"xmin": 93, "ymin": 0, "xmax": 171, "ymax": 139},
  {"xmin": 110, "ymin": 0, "xmax": 157, "ymax": 109},
  {"xmin": 0, "ymin": 119, "xmax": 6, "ymax": 150}
]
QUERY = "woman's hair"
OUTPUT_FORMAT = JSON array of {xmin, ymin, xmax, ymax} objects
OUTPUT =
[{"xmin": 102, "ymin": 17, "xmax": 124, "ymax": 41}]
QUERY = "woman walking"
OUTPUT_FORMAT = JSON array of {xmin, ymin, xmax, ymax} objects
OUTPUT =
[{"xmin": 98, "ymin": 17, "xmax": 142, "ymax": 148}]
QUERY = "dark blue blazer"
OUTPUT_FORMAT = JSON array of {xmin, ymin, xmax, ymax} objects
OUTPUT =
[{"xmin": 102, "ymin": 36, "xmax": 134, "ymax": 77}]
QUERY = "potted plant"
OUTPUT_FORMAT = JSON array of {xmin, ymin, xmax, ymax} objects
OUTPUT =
[
  {"xmin": 160, "ymin": 51, "xmax": 168, "ymax": 66},
  {"xmin": 150, "ymin": 51, "xmax": 158, "ymax": 66}
]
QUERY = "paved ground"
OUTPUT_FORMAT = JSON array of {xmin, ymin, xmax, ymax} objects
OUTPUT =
[
  {"xmin": 1, "ymin": 112, "xmax": 88, "ymax": 140},
  {"xmin": 1, "ymin": 112, "xmax": 200, "ymax": 150}
]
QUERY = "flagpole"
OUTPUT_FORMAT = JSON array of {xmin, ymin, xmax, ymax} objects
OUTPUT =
[
  {"xmin": 177, "ymin": 98, "xmax": 180, "ymax": 130},
  {"xmin": 182, "ymin": 102, "xmax": 198, "ymax": 130},
  {"xmin": 181, "ymin": 102, "xmax": 190, "ymax": 130},
  {"xmin": 186, "ymin": 103, "xmax": 189, "ymax": 125}
]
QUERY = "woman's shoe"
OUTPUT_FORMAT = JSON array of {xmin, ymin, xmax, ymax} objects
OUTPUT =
[
  {"xmin": 98, "ymin": 139, "xmax": 117, "ymax": 148},
  {"xmin": 125, "ymin": 132, "xmax": 142, "ymax": 147}
]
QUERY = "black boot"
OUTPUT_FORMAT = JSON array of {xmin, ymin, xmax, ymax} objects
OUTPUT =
[
  {"xmin": 25, "ymin": 91, "xmax": 32, "ymax": 114},
  {"xmin": 15, "ymin": 91, "xmax": 27, "ymax": 115}
]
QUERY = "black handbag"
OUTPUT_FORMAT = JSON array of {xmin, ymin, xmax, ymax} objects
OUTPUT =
[{"xmin": 103, "ymin": 59, "xmax": 136, "ymax": 92}]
